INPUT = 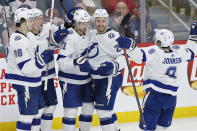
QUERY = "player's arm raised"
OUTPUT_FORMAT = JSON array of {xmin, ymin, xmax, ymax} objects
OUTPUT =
[
  {"xmin": 13, "ymin": 37, "xmax": 53, "ymax": 77},
  {"xmin": 116, "ymin": 37, "xmax": 146, "ymax": 64}
]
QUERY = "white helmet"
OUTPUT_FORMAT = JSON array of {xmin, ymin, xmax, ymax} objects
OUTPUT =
[
  {"xmin": 154, "ymin": 29, "xmax": 174, "ymax": 47},
  {"xmin": 73, "ymin": 9, "xmax": 90, "ymax": 23},
  {"xmin": 14, "ymin": 8, "xmax": 32, "ymax": 23},
  {"xmin": 93, "ymin": 9, "xmax": 109, "ymax": 19},
  {"xmin": 30, "ymin": 8, "xmax": 43, "ymax": 17}
]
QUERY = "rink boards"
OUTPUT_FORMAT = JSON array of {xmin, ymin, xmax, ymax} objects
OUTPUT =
[{"xmin": 1, "ymin": 40, "xmax": 197, "ymax": 130}]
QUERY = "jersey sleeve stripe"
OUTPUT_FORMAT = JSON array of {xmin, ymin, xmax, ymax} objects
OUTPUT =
[
  {"xmin": 186, "ymin": 48, "xmax": 195, "ymax": 61},
  {"xmin": 141, "ymin": 49, "xmax": 147, "ymax": 62}
]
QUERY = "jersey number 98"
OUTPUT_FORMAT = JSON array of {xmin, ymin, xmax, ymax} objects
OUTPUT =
[{"xmin": 14, "ymin": 49, "xmax": 23, "ymax": 57}]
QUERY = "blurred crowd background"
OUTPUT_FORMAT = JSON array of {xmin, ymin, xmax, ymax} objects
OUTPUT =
[{"xmin": 0, "ymin": 0, "xmax": 197, "ymax": 54}]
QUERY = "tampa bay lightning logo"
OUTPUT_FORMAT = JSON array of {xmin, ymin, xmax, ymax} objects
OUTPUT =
[
  {"xmin": 172, "ymin": 45, "xmax": 180, "ymax": 50},
  {"xmin": 108, "ymin": 33, "xmax": 115, "ymax": 39},
  {"xmin": 14, "ymin": 36, "xmax": 21, "ymax": 41},
  {"xmin": 148, "ymin": 48, "xmax": 155, "ymax": 54},
  {"xmin": 80, "ymin": 43, "xmax": 99, "ymax": 59}
]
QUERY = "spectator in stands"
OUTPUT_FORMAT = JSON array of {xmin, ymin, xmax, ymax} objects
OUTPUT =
[
  {"xmin": 82, "ymin": 0, "xmax": 96, "ymax": 15},
  {"xmin": 36, "ymin": 0, "xmax": 77, "ymax": 18},
  {"xmin": 101, "ymin": 0, "xmax": 137, "ymax": 14},
  {"xmin": 128, "ymin": 6, "xmax": 158, "ymax": 43},
  {"xmin": 9, "ymin": 0, "xmax": 36, "ymax": 13},
  {"xmin": 109, "ymin": 1, "xmax": 136, "ymax": 32},
  {"xmin": 1, "ymin": 13, "xmax": 15, "ymax": 47},
  {"xmin": 45, "ymin": 8, "xmax": 64, "ymax": 26}
]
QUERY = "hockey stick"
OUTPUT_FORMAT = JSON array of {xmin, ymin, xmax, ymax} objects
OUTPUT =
[
  {"xmin": 67, "ymin": 0, "xmax": 71, "ymax": 11},
  {"xmin": 44, "ymin": 0, "xmax": 55, "ymax": 91},
  {"xmin": 119, "ymin": 13, "xmax": 147, "ymax": 131},
  {"xmin": 0, "ymin": 0, "xmax": 10, "ymax": 39}
]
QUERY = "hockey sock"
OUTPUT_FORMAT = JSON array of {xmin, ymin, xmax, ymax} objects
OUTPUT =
[
  {"xmin": 40, "ymin": 113, "xmax": 53, "ymax": 131},
  {"xmin": 31, "ymin": 118, "xmax": 41, "ymax": 131},
  {"xmin": 112, "ymin": 113, "xmax": 120, "ymax": 131},
  {"xmin": 31, "ymin": 109, "xmax": 43, "ymax": 131},
  {"xmin": 156, "ymin": 125, "xmax": 170, "ymax": 131},
  {"xmin": 17, "ymin": 114, "xmax": 34, "ymax": 131},
  {"xmin": 79, "ymin": 114, "xmax": 92, "ymax": 131},
  {"xmin": 79, "ymin": 102, "xmax": 94, "ymax": 131},
  {"xmin": 100, "ymin": 117, "xmax": 115, "ymax": 131},
  {"xmin": 62, "ymin": 117, "xmax": 76, "ymax": 131},
  {"xmin": 16, "ymin": 121, "xmax": 32, "ymax": 131}
]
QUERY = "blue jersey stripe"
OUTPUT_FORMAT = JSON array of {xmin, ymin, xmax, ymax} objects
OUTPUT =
[
  {"xmin": 41, "ymin": 68, "xmax": 55, "ymax": 77},
  {"xmin": 143, "ymin": 79, "xmax": 178, "ymax": 92},
  {"xmin": 141, "ymin": 49, "xmax": 147, "ymax": 62},
  {"xmin": 17, "ymin": 59, "xmax": 31, "ymax": 70},
  {"xmin": 58, "ymin": 71, "xmax": 90, "ymax": 80},
  {"xmin": 57, "ymin": 54, "xmax": 66, "ymax": 60},
  {"xmin": 5, "ymin": 73, "xmax": 41, "ymax": 82},
  {"xmin": 186, "ymin": 48, "xmax": 195, "ymax": 61}
]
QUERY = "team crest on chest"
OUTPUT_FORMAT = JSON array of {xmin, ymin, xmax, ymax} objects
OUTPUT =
[{"xmin": 108, "ymin": 33, "xmax": 115, "ymax": 39}]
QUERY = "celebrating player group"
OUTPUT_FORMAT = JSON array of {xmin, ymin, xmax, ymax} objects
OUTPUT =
[{"xmin": 4, "ymin": 5, "xmax": 197, "ymax": 131}]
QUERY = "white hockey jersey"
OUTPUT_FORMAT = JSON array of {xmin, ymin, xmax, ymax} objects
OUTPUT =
[
  {"xmin": 5, "ymin": 31, "xmax": 42, "ymax": 87},
  {"xmin": 185, "ymin": 39, "xmax": 197, "ymax": 55},
  {"xmin": 88, "ymin": 29, "xmax": 123, "ymax": 79},
  {"xmin": 128, "ymin": 45, "xmax": 194, "ymax": 96},
  {"xmin": 27, "ymin": 23, "xmax": 58, "ymax": 80},
  {"xmin": 57, "ymin": 28, "xmax": 91, "ymax": 84}
]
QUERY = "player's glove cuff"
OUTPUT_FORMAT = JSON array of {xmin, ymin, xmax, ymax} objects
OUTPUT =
[
  {"xmin": 111, "ymin": 60, "xmax": 119, "ymax": 76},
  {"xmin": 189, "ymin": 35, "xmax": 197, "ymax": 41},
  {"xmin": 50, "ymin": 35, "xmax": 61, "ymax": 47},
  {"xmin": 73, "ymin": 55, "xmax": 88, "ymax": 65},
  {"xmin": 35, "ymin": 53, "xmax": 46, "ymax": 69},
  {"xmin": 129, "ymin": 38, "xmax": 136, "ymax": 51}
]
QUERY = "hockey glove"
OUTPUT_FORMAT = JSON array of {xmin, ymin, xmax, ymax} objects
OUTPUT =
[
  {"xmin": 189, "ymin": 22, "xmax": 197, "ymax": 41},
  {"xmin": 35, "ymin": 50, "xmax": 54, "ymax": 69},
  {"xmin": 116, "ymin": 37, "xmax": 135, "ymax": 50},
  {"xmin": 64, "ymin": 7, "xmax": 83, "ymax": 29},
  {"xmin": 94, "ymin": 61, "xmax": 119, "ymax": 76},
  {"xmin": 74, "ymin": 55, "xmax": 90, "ymax": 72},
  {"xmin": 52, "ymin": 26, "xmax": 69, "ymax": 45}
]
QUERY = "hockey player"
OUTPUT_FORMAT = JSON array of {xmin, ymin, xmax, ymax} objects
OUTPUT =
[
  {"xmin": 116, "ymin": 29, "xmax": 195, "ymax": 131},
  {"xmin": 27, "ymin": 8, "xmax": 69, "ymax": 131},
  {"xmin": 87, "ymin": 9, "xmax": 124, "ymax": 131},
  {"xmin": 5, "ymin": 8, "xmax": 54, "ymax": 131},
  {"xmin": 57, "ymin": 9, "xmax": 94, "ymax": 131}
]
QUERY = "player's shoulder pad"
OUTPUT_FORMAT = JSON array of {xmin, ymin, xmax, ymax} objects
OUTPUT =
[
  {"xmin": 171, "ymin": 44, "xmax": 184, "ymax": 53},
  {"xmin": 11, "ymin": 32, "xmax": 27, "ymax": 42},
  {"xmin": 147, "ymin": 46, "xmax": 156, "ymax": 55},
  {"xmin": 171, "ymin": 45, "xmax": 181, "ymax": 50}
]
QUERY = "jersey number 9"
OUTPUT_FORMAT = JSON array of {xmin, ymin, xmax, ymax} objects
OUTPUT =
[{"xmin": 165, "ymin": 66, "xmax": 177, "ymax": 79}]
